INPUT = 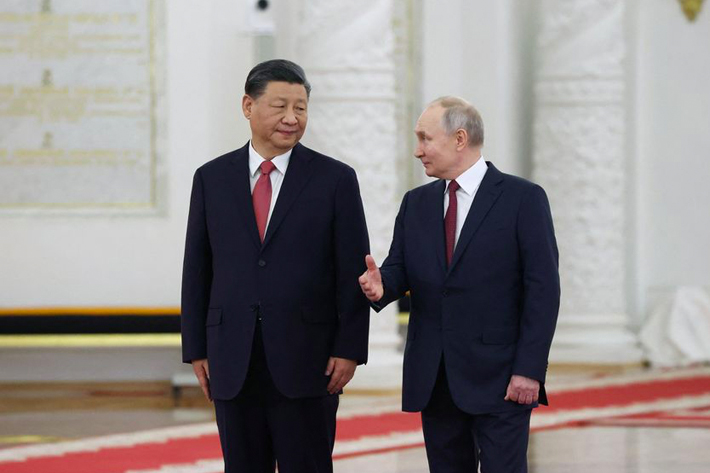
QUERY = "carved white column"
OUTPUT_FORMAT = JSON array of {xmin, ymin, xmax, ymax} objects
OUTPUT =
[
  {"xmin": 532, "ymin": 0, "xmax": 643, "ymax": 364},
  {"xmin": 294, "ymin": 0, "xmax": 403, "ymax": 388}
]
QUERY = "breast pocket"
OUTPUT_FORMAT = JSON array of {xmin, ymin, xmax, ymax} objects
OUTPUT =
[{"xmin": 476, "ymin": 225, "xmax": 513, "ymax": 239}]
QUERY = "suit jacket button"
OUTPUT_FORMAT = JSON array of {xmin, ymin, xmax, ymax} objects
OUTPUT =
[
  {"xmin": 258, "ymin": 259, "xmax": 266, "ymax": 267},
  {"xmin": 442, "ymin": 290, "xmax": 449, "ymax": 297}
]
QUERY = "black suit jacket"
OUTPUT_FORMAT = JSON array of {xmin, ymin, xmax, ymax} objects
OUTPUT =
[
  {"xmin": 376, "ymin": 163, "xmax": 560, "ymax": 414},
  {"xmin": 181, "ymin": 142, "xmax": 370, "ymax": 400}
]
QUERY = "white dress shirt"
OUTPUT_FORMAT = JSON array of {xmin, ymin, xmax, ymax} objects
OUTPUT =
[
  {"xmin": 444, "ymin": 157, "xmax": 489, "ymax": 248},
  {"xmin": 248, "ymin": 141, "xmax": 292, "ymax": 230}
]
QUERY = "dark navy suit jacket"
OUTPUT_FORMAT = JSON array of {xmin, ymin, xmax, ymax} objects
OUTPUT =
[
  {"xmin": 181, "ymin": 142, "xmax": 370, "ymax": 400},
  {"xmin": 376, "ymin": 163, "xmax": 560, "ymax": 414}
]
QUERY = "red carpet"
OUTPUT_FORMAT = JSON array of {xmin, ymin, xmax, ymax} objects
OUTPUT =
[{"xmin": 1, "ymin": 366, "xmax": 710, "ymax": 473}]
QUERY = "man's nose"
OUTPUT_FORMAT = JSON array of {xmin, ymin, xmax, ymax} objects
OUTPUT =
[
  {"xmin": 283, "ymin": 108, "xmax": 298, "ymax": 124},
  {"xmin": 414, "ymin": 146, "xmax": 423, "ymax": 158}
]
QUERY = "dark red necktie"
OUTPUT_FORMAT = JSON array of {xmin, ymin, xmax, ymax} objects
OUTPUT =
[
  {"xmin": 444, "ymin": 180, "xmax": 460, "ymax": 266},
  {"xmin": 253, "ymin": 160, "xmax": 276, "ymax": 242}
]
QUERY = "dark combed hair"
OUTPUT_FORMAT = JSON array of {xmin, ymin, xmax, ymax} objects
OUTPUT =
[{"xmin": 244, "ymin": 59, "xmax": 312, "ymax": 99}]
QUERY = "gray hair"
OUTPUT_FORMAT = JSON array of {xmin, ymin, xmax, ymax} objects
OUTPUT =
[{"xmin": 431, "ymin": 96, "xmax": 484, "ymax": 147}]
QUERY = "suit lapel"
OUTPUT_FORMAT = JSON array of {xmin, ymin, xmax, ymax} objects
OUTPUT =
[
  {"xmin": 228, "ymin": 144, "xmax": 261, "ymax": 250},
  {"xmin": 261, "ymin": 143, "xmax": 314, "ymax": 250},
  {"xmin": 447, "ymin": 163, "xmax": 504, "ymax": 273},
  {"xmin": 426, "ymin": 180, "xmax": 447, "ymax": 273}
]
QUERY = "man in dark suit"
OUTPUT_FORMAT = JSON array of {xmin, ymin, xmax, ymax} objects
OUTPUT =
[
  {"xmin": 181, "ymin": 59, "xmax": 370, "ymax": 473},
  {"xmin": 359, "ymin": 97, "xmax": 560, "ymax": 472}
]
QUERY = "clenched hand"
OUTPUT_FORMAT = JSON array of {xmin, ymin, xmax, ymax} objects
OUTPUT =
[
  {"xmin": 325, "ymin": 357, "xmax": 357, "ymax": 394},
  {"xmin": 192, "ymin": 358, "xmax": 212, "ymax": 402},
  {"xmin": 504, "ymin": 374, "xmax": 539, "ymax": 405}
]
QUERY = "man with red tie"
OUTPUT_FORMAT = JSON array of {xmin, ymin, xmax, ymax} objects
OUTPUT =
[
  {"xmin": 359, "ymin": 97, "xmax": 560, "ymax": 472},
  {"xmin": 181, "ymin": 59, "xmax": 370, "ymax": 473}
]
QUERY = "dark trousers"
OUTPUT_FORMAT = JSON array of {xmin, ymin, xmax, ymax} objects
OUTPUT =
[
  {"xmin": 421, "ymin": 362, "xmax": 531, "ymax": 473},
  {"xmin": 214, "ymin": 321, "xmax": 339, "ymax": 473}
]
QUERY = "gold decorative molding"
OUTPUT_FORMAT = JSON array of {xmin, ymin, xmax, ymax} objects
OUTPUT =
[{"xmin": 678, "ymin": 0, "xmax": 705, "ymax": 22}]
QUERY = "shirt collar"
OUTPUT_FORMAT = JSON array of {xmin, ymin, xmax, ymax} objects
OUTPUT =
[
  {"xmin": 248, "ymin": 141, "xmax": 292, "ymax": 177},
  {"xmin": 445, "ymin": 157, "xmax": 488, "ymax": 195}
]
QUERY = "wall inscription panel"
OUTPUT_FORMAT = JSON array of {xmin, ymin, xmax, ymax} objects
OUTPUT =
[{"xmin": 0, "ymin": 0, "xmax": 163, "ymax": 211}]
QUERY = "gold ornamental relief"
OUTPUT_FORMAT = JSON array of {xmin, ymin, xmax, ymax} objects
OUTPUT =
[{"xmin": 678, "ymin": 0, "xmax": 705, "ymax": 21}]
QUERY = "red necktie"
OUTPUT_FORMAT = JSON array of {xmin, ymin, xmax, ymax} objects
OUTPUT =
[
  {"xmin": 253, "ymin": 160, "xmax": 276, "ymax": 242},
  {"xmin": 444, "ymin": 180, "xmax": 460, "ymax": 266}
]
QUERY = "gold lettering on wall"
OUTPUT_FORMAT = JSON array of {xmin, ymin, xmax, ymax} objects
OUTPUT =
[
  {"xmin": 0, "ymin": 1, "xmax": 158, "ymax": 209},
  {"xmin": 41, "ymin": 0, "xmax": 52, "ymax": 15},
  {"xmin": 42, "ymin": 132, "xmax": 53, "ymax": 148}
]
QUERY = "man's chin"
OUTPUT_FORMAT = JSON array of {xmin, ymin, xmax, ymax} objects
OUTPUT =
[{"xmin": 273, "ymin": 135, "xmax": 301, "ymax": 149}]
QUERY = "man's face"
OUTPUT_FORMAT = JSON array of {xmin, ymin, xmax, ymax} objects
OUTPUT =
[
  {"xmin": 242, "ymin": 81, "xmax": 308, "ymax": 158},
  {"xmin": 414, "ymin": 105, "xmax": 460, "ymax": 180}
]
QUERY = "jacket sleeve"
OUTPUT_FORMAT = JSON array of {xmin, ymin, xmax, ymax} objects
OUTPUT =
[
  {"xmin": 374, "ymin": 191, "xmax": 411, "ymax": 312},
  {"xmin": 330, "ymin": 167, "xmax": 371, "ymax": 365},
  {"xmin": 512, "ymin": 184, "xmax": 560, "ymax": 383},
  {"xmin": 180, "ymin": 168, "xmax": 213, "ymax": 363}
]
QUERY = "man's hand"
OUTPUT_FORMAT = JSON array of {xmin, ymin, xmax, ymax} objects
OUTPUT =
[
  {"xmin": 192, "ymin": 359, "xmax": 212, "ymax": 402},
  {"xmin": 358, "ymin": 255, "xmax": 383, "ymax": 302},
  {"xmin": 504, "ymin": 374, "xmax": 539, "ymax": 405},
  {"xmin": 325, "ymin": 357, "xmax": 357, "ymax": 394}
]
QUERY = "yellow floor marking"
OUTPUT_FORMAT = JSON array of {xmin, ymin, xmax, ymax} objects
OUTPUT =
[
  {"xmin": 0, "ymin": 307, "xmax": 179, "ymax": 316},
  {"xmin": 0, "ymin": 435, "xmax": 64, "ymax": 443},
  {"xmin": 0, "ymin": 334, "xmax": 181, "ymax": 348}
]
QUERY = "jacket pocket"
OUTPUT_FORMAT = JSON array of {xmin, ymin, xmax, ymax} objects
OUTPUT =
[
  {"xmin": 481, "ymin": 327, "xmax": 518, "ymax": 345},
  {"xmin": 205, "ymin": 308, "xmax": 222, "ymax": 327}
]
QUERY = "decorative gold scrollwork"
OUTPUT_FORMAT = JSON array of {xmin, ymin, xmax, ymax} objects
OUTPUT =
[{"xmin": 678, "ymin": 0, "xmax": 705, "ymax": 22}]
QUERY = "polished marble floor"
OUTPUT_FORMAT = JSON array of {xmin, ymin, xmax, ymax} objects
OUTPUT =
[
  {"xmin": 335, "ymin": 426, "xmax": 710, "ymax": 473},
  {"xmin": 2, "ymin": 379, "xmax": 710, "ymax": 472}
]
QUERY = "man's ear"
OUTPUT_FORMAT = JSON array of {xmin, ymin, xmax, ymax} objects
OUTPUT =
[
  {"xmin": 242, "ymin": 95, "xmax": 253, "ymax": 119},
  {"xmin": 455, "ymin": 129, "xmax": 468, "ymax": 151}
]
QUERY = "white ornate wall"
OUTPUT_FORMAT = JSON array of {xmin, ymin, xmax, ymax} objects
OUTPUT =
[
  {"xmin": 291, "ymin": 0, "xmax": 404, "ymax": 387},
  {"xmin": 419, "ymin": 0, "xmax": 537, "ymax": 179},
  {"xmin": 532, "ymin": 0, "xmax": 642, "ymax": 364},
  {"xmin": 5, "ymin": 0, "xmax": 708, "ymax": 375},
  {"xmin": 0, "ymin": 0, "xmax": 254, "ymax": 308},
  {"xmin": 635, "ymin": 0, "xmax": 710, "ymax": 323}
]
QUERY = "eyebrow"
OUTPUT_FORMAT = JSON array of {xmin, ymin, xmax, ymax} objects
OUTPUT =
[{"xmin": 271, "ymin": 96, "xmax": 306, "ymax": 102}]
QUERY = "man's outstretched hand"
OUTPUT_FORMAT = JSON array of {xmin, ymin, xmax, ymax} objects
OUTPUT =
[{"xmin": 358, "ymin": 255, "xmax": 383, "ymax": 302}]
